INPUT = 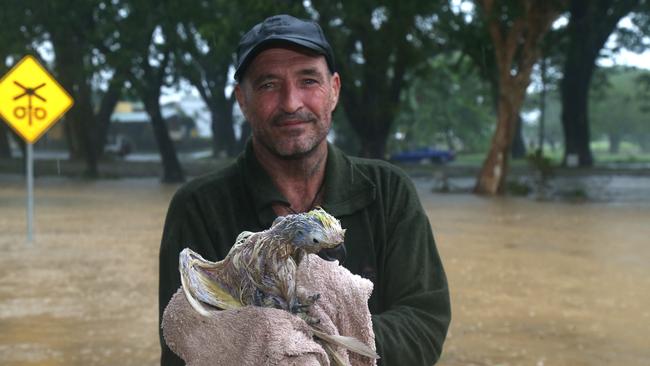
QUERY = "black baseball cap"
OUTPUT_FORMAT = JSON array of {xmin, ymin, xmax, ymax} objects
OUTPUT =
[{"xmin": 234, "ymin": 14, "xmax": 335, "ymax": 82}]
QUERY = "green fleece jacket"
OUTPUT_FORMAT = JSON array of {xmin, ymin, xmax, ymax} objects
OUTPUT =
[{"xmin": 159, "ymin": 142, "xmax": 451, "ymax": 366}]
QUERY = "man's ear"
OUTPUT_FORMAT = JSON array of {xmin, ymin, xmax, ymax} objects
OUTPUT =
[
  {"xmin": 329, "ymin": 72, "xmax": 341, "ymax": 112},
  {"xmin": 234, "ymin": 83, "xmax": 247, "ymax": 115}
]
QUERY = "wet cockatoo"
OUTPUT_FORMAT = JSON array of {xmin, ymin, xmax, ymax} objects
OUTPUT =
[{"xmin": 179, "ymin": 207, "xmax": 378, "ymax": 365}]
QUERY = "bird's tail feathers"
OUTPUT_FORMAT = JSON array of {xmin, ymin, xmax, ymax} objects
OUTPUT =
[
  {"xmin": 311, "ymin": 327, "xmax": 380, "ymax": 360},
  {"xmin": 320, "ymin": 340, "xmax": 350, "ymax": 366}
]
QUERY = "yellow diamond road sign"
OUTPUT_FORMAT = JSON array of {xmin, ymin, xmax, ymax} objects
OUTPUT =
[{"xmin": 0, "ymin": 55, "xmax": 73, "ymax": 144}]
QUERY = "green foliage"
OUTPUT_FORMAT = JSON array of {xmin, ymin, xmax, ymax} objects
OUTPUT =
[
  {"xmin": 1, "ymin": 0, "xmax": 649, "ymax": 168},
  {"xmin": 521, "ymin": 88, "xmax": 566, "ymax": 153},
  {"xmin": 390, "ymin": 55, "xmax": 494, "ymax": 154},
  {"xmin": 171, "ymin": 0, "xmax": 305, "ymax": 156},
  {"xmin": 330, "ymin": 108, "xmax": 361, "ymax": 155},
  {"xmin": 0, "ymin": 3, "xmax": 34, "ymax": 74},
  {"xmin": 612, "ymin": 6, "xmax": 650, "ymax": 54},
  {"xmin": 590, "ymin": 66, "xmax": 650, "ymax": 152},
  {"xmin": 524, "ymin": 66, "xmax": 650, "ymax": 156},
  {"xmin": 311, "ymin": 0, "xmax": 448, "ymax": 157}
]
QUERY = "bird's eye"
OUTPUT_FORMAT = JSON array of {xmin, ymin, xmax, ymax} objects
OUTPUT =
[{"xmin": 312, "ymin": 238, "xmax": 319, "ymax": 244}]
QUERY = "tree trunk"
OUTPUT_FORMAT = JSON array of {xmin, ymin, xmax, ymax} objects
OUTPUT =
[
  {"xmin": 608, "ymin": 133, "xmax": 621, "ymax": 154},
  {"xmin": 143, "ymin": 96, "xmax": 185, "ymax": 183},
  {"xmin": 560, "ymin": 44, "xmax": 596, "ymax": 166},
  {"xmin": 188, "ymin": 64, "xmax": 238, "ymax": 158},
  {"xmin": 8, "ymin": 125, "xmax": 26, "ymax": 158},
  {"xmin": 209, "ymin": 96, "xmax": 236, "ymax": 158},
  {"xmin": 341, "ymin": 91, "xmax": 393, "ymax": 159},
  {"xmin": 511, "ymin": 114, "xmax": 527, "ymax": 159},
  {"xmin": 346, "ymin": 109, "xmax": 392, "ymax": 159},
  {"xmin": 474, "ymin": 0, "xmax": 559, "ymax": 195},
  {"xmin": 639, "ymin": 137, "xmax": 650, "ymax": 153},
  {"xmin": 53, "ymin": 36, "xmax": 98, "ymax": 177},
  {"xmin": 94, "ymin": 76, "xmax": 124, "ymax": 158},
  {"xmin": 72, "ymin": 79, "xmax": 99, "ymax": 177},
  {"xmin": 0, "ymin": 66, "xmax": 11, "ymax": 158},
  {"xmin": 57, "ymin": 78, "xmax": 98, "ymax": 177},
  {"xmin": 315, "ymin": 4, "xmax": 409, "ymax": 161},
  {"xmin": 358, "ymin": 131, "xmax": 389, "ymax": 159},
  {"xmin": 445, "ymin": 129, "xmax": 456, "ymax": 152},
  {"xmin": 237, "ymin": 121, "xmax": 251, "ymax": 151},
  {"xmin": 0, "ymin": 122, "xmax": 11, "ymax": 158},
  {"xmin": 560, "ymin": 0, "xmax": 639, "ymax": 167},
  {"xmin": 538, "ymin": 56, "xmax": 548, "ymax": 153},
  {"xmin": 475, "ymin": 84, "xmax": 523, "ymax": 194}
]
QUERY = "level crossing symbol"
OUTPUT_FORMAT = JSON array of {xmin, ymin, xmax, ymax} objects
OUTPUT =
[{"xmin": 0, "ymin": 55, "xmax": 73, "ymax": 144}]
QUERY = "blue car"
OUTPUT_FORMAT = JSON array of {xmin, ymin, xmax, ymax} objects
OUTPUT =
[{"xmin": 390, "ymin": 147, "xmax": 455, "ymax": 164}]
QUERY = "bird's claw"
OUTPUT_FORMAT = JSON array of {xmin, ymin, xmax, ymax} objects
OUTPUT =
[
  {"xmin": 298, "ymin": 312, "xmax": 321, "ymax": 325},
  {"xmin": 306, "ymin": 293, "xmax": 321, "ymax": 305},
  {"xmin": 290, "ymin": 292, "xmax": 322, "ymax": 325}
]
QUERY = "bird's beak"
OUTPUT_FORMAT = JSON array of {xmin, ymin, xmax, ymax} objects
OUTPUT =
[{"xmin": 317, "ymin": 243, "xmax": 346, "ymax": 263}]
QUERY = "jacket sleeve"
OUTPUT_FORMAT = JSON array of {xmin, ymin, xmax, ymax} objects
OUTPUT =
[
  {"xmin": 371, "ymin": 172, "xmax": 451, "ymax": 366},
  {"xmin": 159, "ymin": 188, "xmax": 219, "ymax": 366}
]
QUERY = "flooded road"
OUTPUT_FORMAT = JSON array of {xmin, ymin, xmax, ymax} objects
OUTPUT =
[{"xmin": 0, "ymin": 176, "xmax": 649, "ymax": 365}]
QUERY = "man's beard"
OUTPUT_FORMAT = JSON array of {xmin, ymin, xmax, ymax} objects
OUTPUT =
[{"xmin": 257, "ymin": 110, "xmax": 329, "ymax": 160}]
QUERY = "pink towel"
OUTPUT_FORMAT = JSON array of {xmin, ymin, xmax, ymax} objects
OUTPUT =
[{"xmin": 162, "ymin": 254, "xmax": 377, "ymax": 366}]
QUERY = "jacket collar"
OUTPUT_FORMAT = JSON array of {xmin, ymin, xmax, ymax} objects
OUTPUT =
[
  {"xmin": 321, "ymin": 143, "xmax": 376, "ymax": 217},
  {"xmin": 238, "ymin": 140, "xmax": 375, "ymax": 227}
]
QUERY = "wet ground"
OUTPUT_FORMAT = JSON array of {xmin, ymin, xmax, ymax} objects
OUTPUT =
[{"xmin": 0, "ymin": 175, "xmax": 649, "ymax": 365}]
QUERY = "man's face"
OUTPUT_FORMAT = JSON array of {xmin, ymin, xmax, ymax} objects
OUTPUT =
[{"xmin": 235, "ymin": 46, "xmax": 340, "ymax": 159}]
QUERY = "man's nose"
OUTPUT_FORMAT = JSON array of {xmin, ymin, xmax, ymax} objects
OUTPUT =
[{"xmin": 279, "ymin": 83, "xmax": 303, "ymax": 113}]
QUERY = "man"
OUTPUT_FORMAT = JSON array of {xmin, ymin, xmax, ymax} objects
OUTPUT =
[{"xmin": 159, "ymin": 14, "xmax": 450, "ymax": 366}]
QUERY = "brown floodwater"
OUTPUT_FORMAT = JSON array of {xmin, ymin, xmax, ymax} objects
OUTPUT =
[{"xmin": 0, "ymin": 176, "xmax": 648, "ymax": 366}]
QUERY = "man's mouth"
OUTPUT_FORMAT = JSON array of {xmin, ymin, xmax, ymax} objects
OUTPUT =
[
  {"xmin": 277, "ymin": 119, "xmax": 307, "ymax": 127},
  {"xmin": 272, "ymin": 111, "xmax": 317, "ymax": 127}
]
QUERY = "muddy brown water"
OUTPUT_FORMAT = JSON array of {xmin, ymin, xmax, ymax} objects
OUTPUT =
[{"xmin": 0, "ymin": 176, "xmax": 648, "ymax": 366}]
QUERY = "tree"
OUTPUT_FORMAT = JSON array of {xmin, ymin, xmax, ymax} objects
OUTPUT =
[
  {"xmin": 46, "ymin": 2, "xmax": 99, "ymax": 177},
  {"xmin": 116, "ymin": 0, "xmax": 185, "ymax": 183},
  {"xmin": 560, "ymin": 0, "xmax": 645, "ymax": 166},
  {"xmin": 311, "ymin": 0, "xmax": 444, "ymax": 158},
  {"xmin": 174, "ymin": 1, "xmax": 303, "ymax": 158},
  {"xmin": 521, "ymin": 55, "xmax": 566, "ymax": 154},
  {"xmin": 0, "ymin": 2, "xmax": 38, "ymax": 159},
  {"xmin": 445, "ymin": 1, "xmax": 529, "ymax": 159},
  {"xmin": 590, "ymin": 66, "xmax": 650, "ymax": 153},
  {"xmin": 12, "ymin": 1, "xmax": 129, "ymax": 176},
  {"xmin": 522, "ymin": 90, "xmax": 566, "ymax": 153},
  {"xmin": 473, "ymin": 0, "xmax": 561, "ymax": 194},
  {"xmin": 391, "ymin": 57, "xmax": 494, "ymax": 154}
]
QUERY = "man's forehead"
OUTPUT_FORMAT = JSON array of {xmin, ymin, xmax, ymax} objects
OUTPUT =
[{"xmin": 244, "ymin": 46, "xmax": 329, "ymax": 80}]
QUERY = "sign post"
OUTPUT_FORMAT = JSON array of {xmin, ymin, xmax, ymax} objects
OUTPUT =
[
  {"xmin": 27, "ymin": 143, "xmax": 34, "ymax": 242},
  {"xmin": 0, "ymin": 55, "xmax": 74, "ymax": 243}
]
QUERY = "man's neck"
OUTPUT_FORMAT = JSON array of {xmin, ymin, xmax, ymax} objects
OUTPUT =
[{"xmin": 252, "ymin": 141, "xmax": 328, "ymax": 214}]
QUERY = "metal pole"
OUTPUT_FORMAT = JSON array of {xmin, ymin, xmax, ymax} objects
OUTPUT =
[
  {"xmin": 539, "ymin": 56, "xmax": 547, "ymax": 156},
  {"xmin": 27, "ymin": 143, "xmax": 34, "ymax": 244}
]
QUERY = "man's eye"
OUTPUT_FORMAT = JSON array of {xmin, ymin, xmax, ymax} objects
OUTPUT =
[
  {"xmin": 303, "ymin": 79, "xmax": 318, "ymax": 85},
  {"xmin": 259, "ymin": 82, "xmax": 275, "ymax": 90}
]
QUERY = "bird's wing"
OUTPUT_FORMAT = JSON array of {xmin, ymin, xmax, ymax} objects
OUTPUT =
[{"xmin": 179, "ymin": 248, "xmax": 242, "ymax": 316}]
